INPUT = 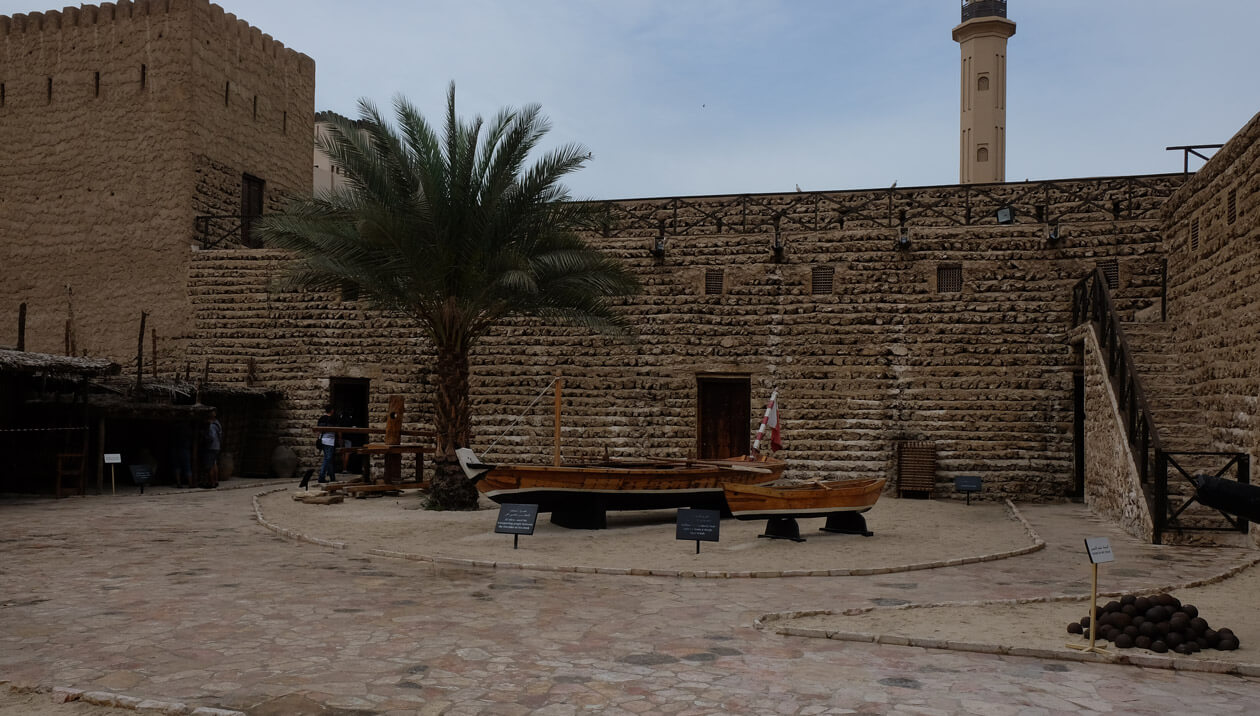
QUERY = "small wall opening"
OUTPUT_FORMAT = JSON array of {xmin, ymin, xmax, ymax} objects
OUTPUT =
[
  {"xmin": 94, "ymin": 71, "xmax": 100, "ymax": 97},
  {"xmin": 140, "ymin": 64, "xmax": 146, "ymax": 90},
  {"xmin": 937, "ymin": 265, "xmax": 962, "ymax": 293},
  {"xmin": 811, "ymin": 266, "xmax": 835, "ymax": 295},
  {"xmin": 704, "ymin": 268, "xmax": 724, "ymax": 295},
  {"xmin": 46, "ymin": 76, "xmax": 52, "ymax": 103},
  {"xmin": 977, "ymin": 75, "xmax": 990, "ymax": 91},
  {"xmin": 976, "ymin": 146, "xmax": 989, "ymax": 163},
  {"xmin": 224, "ymin": 81, "xmax": 230, "ymax": 107}
]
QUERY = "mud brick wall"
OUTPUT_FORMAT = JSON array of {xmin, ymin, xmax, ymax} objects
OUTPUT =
[
  {"xmin": 0, "ymin": 0, "xmax": 313, "ymax": 370},
  {"xmin": 1161, "ymin": 111, "xmax": 1260, "ymax": 544},
  {"xmin": 189, "ymin": 174, "xmax": 1184, "ymax": 497},
  {"xmin": 1080, "ymin": 325, "xmax": 1153, "ymax": 540}
]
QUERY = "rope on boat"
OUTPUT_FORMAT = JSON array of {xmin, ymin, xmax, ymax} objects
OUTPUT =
[{"xmin": 484, "ymin": 377, "xmax": 558, "ymax": 454}]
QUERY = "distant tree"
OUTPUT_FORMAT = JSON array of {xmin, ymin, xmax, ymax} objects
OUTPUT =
[{"xmin": 258, "ymin": 84, "xmax": 640, "ymax": 509}]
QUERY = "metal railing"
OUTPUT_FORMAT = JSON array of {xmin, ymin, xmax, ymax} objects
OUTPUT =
[
  {"xmin": 962, "ymin": 0, "xmax": 1007, "ymax": 21},
  {"xmin": 195, "ymin": 214, "xmax": 263, "ymax": 250},
  {"xmin": 1154, "ymin": 451, "xmax": 1251, "ymax": 544}
]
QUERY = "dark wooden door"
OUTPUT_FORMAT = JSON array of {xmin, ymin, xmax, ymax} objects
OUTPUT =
[
  {"xmin": 696, "ymin": 376, "xmax": 750, "ymax": 459},
  {"xmin": 241, "ymin": 174, "xmax": 265, "ymax": 247}
]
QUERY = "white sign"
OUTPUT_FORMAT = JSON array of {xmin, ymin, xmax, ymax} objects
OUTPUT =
[
  {"xmin": 1085, "ymin": 537, "xmax": 1114, "ymax": 564},
  {"xmin": 104, "ymin": 453, "xmax": 122, "ymax": 464}
]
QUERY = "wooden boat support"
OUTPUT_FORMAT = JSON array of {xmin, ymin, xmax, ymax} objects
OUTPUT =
[
  {"xmin": 457, "ymin": 448, "xmax": 786, "ymax": 530},
  {"xmin": 723, "ymin": 478, "xmax": 887, "ymax": 542}
]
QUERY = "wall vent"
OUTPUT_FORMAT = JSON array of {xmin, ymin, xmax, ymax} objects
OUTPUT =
[
  {"xmin": 704, "ymin": 268, "xmax": 724, "ymax": 295},
  {"xmin": 1099, "ymin": 259, "xmax": 1119, "ymax": 290},
  {"xmin": 897, "ymin": 441, "xmax": 937, "ymax": 497},
  {"xmin": 937, "ymin": 265, "xmax": 962, "ymax": 293},
  {"xmin": 1190, "ymin": 217, "xmax": 1200, "ymax": 251},
  {"xmin": 1228, "ymin": 189, "xmax": 1237, "ymax": 225},
  {"xmin": 811, "ymin": 266, "xmax": 834, "ymax": 295}
]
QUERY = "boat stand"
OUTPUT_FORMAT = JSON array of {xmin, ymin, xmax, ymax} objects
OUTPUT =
[
  {"xmin": 819, "ymin": 512, "xmax": 873, "ymax": 537},
  {"xmin": 759, "ymin": 517, "xmax": 806, "ymax": 542},
  {"xmin": 550, "ymin": 508, "xmax": 607, "ymax": 530}
]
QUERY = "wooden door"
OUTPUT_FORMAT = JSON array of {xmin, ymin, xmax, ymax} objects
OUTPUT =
[
  {"xmin": 696, "ymin": 376, "xmax": 750, "ymax": 459},
  {"xmin": 241, "ymin": 174, "xmax": 265, "ymax": 247}
]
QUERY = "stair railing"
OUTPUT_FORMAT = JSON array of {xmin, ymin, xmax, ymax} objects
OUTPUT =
[{"xmin": 1071, "ymin": 268, "xmax": 1163, "ymax": 496}]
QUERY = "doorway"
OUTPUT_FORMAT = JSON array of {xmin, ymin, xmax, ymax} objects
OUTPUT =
[
  {"xmin": 241, "ymin": 173, "xmax": 265, "ymax": 247},
  {"xmin": 330, "ymin": 378, "xmax": 369, "ymax": 473},
  {"xmin": 696, "ymin": 375, "xmax": 751, "ymax": 459}
]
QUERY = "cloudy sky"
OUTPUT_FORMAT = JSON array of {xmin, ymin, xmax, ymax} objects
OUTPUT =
[{"xmin": 6, "ymin": 1, "xmax": 1258, "ymax": 199}]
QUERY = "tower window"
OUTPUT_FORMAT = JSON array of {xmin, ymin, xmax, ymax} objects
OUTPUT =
[
  {"xmin": 252, "ymin": 95, "xmax": 258, "ymax": 119},
  {"xmin": 47, "ymin": 76, "xmax": 53, "ymax": 103},
  {"xmin": 704, "ymin": 268, "xmax": 724, "ymax": 295},
  {"xmin": 94, "ymin": 71, "xmax": 100, "ymax": 97},
  {"xmin": 1228, "ymin": 189, "xmax": 1237, "ymax": 224},
  {"xmin": 224, "ymin": 81, "xmax": 230, "ymax": 106},
  {"xmin": 1190, "ymin": 217, "xmax": 1200, "ymax": 251},
  {"xmin": 977, "ymin": 75, "xmax": 990, "ymax": 91},
  {"xmin": 140, "ymin": 64, "xmax": 146, "ymax": 90},
  {"xmin": 1, "ymin": 83, "xmax": 5, "ymax": 107},
  {"xmin": 976, "ymin": 146, "xmax": 989, "ymax": 162},
  {"xmin": 811, "ymin": 266, "xmax": 835, "ymax": 295},
  {"xmin": 282, "ymin": 110, "xmax": 287, "ymax": 134},
  {"xmin": 937, "ymin": 265, "xmax": 962, "ymax": 293}
]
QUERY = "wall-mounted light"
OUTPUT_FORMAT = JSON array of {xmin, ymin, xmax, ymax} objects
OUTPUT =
[
  {"xmin": 995, "ymin": 206, "xmax": 1015, "ymax": 225},
  {"xmin": 1046, "ymin": 223, "xmax": 1061, "ymax": 245},
  {"xmin": 896, "ymin": 229, "xmax": 911, "ymax": 251},
  {"xmin": 772, "ymin": 226, "xmax": 785, "ymax": 263},
  {"xmin": 650, "ymin": 234, "xmax": 666, "ymax": 260}
]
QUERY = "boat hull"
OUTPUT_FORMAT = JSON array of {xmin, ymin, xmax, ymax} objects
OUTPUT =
[
  {"xmin": 477, "ymin": 457, "xmax": 786, "ymax": 514},
  {"xmin": 723, "ymin": 478, "xmax": 887, "ymax": 520}
]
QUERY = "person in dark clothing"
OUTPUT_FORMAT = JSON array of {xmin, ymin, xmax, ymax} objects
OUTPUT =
[
  {"xmin": 202, "ymin": 410, "xmax": 222, "ymax": 488},
  {"xmin": 317, "ymin": 405, "xmax": 338, "ymax": 484}
]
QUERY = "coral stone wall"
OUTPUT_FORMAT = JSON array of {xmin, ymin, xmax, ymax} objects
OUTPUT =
[
  {"xmin": 0, "ymin": 0, "xmax": 313, "ymax": 370},
  {"xmin": 1161, "ymin": 111, "xmax": 1260, "ymax": 544},
  {"xmin": 189, "ymin": 175, "xmax": 1184, "ymax": 498}
]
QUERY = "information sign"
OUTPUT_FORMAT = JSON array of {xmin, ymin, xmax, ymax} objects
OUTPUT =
[
  {"xmin": 676, "ymin": 508, "xmax": 721, "ymax": 549},
  {"xmin": 495, "ymin": 504, "xmax": 539, "ymax": 536},
  {"xmin": 104, "ymin": 453, "xmax": 122, "ymax": 464},
  {"xmin": 1084, "ymin": 537, "xmax": 1114, "ymax": 564},
  {"xmin": 954, "ymin": 476, "xmax": 982, "ymax": 492}
]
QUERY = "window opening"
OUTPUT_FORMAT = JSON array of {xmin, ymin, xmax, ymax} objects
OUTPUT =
[
  {"xmin": 252, "ymin": 95, "xmax": 258, "ymax": 119},
  {"xmin": 282, "ymin": 110, "xmax": 287, "ymax": 134},
  {"xmin": 140, "ymin": 64, "xmax": 146, "ymax": 90},
  {"xmin": 1228, "ymin": 189, "xmax": 1237, "ymax": 225},
  {"xmin": 94, "ymin": 71, "xmax": 100, "ymax": 96},
  {"xmin": 977, "ymin": 75, "xmax": 990, "ymax": 91},
  {"xmin": 976, "ymin": 146, "xmax": 989, "ymax": 162},
  {"xmin": 937, "ymin": 265, "xmax": 962, "ymax": 293},
  {"xmin": 46, "ymin": 76, "xmax": 52, "ymax": 103},
  {"xmin": 704, "ymin": 268, "xmax": 724, "ymax": 295},
  {"xmin": 224, "ymin": 80, "xmax": 230, "ymax": 106},
  {"xmin": 811, "ymin": 266, "xmax": 835, "ymax": 295},
  {"xmin": 1190, "ymin": 217, "xmax": 1200, "ymax": 251}
]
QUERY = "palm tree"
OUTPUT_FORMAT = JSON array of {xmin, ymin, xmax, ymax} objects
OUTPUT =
[{"xmin": 258, "ymin": 84, "xmax": 640, "ymax": 509}]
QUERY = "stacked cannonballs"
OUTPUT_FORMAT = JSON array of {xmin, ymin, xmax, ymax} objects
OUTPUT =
[{"xmin": 1066, "ymin": 593, "xmax": 1241, "ymax": 654}]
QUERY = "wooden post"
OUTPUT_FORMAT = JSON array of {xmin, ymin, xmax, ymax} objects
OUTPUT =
[
  {"xmin": 96, "ymin": 417, "xmax": 106, "ymax": 493},
  {"xmin": 16, "ymin": 302, "xmax": 25, "ymax": 352},
  {"xmin": 135, "ymin": 311, "xmax": 148, "ymax": 395},
  {"xmin": 553, "ymin": 375, "xmax": 562, "ymax": 466},
  {"xmin": 383, "ymin": 394, "xmax": 403, "ymax": 483},
  {"xmin": 64, "ymin": 319, "xmax": 71, "ymax": 356},
  {"xmin": 151, "ymin": 328, "xmax": 158, "ymax": 379}
]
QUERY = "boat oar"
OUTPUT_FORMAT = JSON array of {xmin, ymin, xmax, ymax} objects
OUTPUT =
[{"xmin": 639, "ymin": 456, "xmax": 772, "ymax": 474}]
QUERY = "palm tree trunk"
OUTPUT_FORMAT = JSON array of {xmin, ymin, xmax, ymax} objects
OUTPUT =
[{"xmin": 429, "ymin": 342, "xmax": 480, "ymax": 510}]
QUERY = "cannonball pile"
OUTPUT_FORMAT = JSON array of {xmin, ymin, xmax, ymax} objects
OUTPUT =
[{"xmin": 1066, "ymin": 593, "xmax": 1241, "ymax": 654}]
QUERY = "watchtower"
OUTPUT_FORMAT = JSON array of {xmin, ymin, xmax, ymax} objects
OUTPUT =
[{"xmin": 953, "ymin": 0, "xmax": 1016, "ymax": 184}]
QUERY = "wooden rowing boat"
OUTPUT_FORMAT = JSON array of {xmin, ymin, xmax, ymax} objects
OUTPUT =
[
  {"xmin": 457, "ymin": 449, "xmax": 786, "ymax": 529},
  {"xmin": 723, "ymin": 478, "xmax": 886, "ymax": 520}
]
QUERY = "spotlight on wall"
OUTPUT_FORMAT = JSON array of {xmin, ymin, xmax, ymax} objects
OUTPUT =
[
  {"xmin": 651, "ymin": 234, "xmax": 666, "ymax": 260},
  {"xmin": 895, "ymin": 230, "xmax": 911, "ymax": 251},
  {"xmin": 772, "ymin": 228, "xmax": 785, "ymax": 263},
  {"xmin": 1046, "ymin": 223, "xmax": 1061, "ymax": 245},
  {"xmin": 995, "ymin": 206, "xmax": 1015, "ymax": 225}
]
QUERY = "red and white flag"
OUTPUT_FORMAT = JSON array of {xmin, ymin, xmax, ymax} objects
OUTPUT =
[{"xmin": 752, "ymin": 389, "xmax": 782, "ymax": 455}]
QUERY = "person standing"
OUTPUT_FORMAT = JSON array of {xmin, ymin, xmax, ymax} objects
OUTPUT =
[
  {"xmin": 202, "ymin": 410, "xmax": 223, "ymax": 488},
  {"xmin": 317, "ymin": 405, "xmax": 338, "ymax": 484}
]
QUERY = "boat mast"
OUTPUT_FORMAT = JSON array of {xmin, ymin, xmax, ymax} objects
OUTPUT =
[{"xmin": 553, "ymin": 373, "xmax": 563, "ymax": 466}]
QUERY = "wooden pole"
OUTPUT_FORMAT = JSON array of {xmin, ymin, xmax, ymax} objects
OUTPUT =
[
  {"xmin": 1067, "ymin": 561, "xmax": 1108, "ymax": 655},
  {"xmin": 16, "ymin": 302, "xmax": 25, "ymax": 352},
  {"xmin": 553, "ymin": 375, "xmax": 562, "ymax": 466},
  {"xmin": 151, "ymin": 328, "xmax": 158, "ymax": 379},
  {"xmin": 383, "ymin": 394, "xmax": 404, "ymax": 484},
  {"xmin": 135, "ymin": 311, "xmax": 148, "ymax": 395}
]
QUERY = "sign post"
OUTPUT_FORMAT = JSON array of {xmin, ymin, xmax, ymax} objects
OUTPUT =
[
  {"xmin": 494, "ymin": 504, "xmax": 539, "ymax": 549},
  {"xmin": 104, "ymin": 453, "xmax": 121, "ymax": 495},
  {"xmin": 1067, "ymin": 537, "xmax": 1114, "ymax": 655},
  {"xmin": 954, "ymin": 476, "xmax": 982, "ymax": 505},
  {"xmin": 676, "ymin": 508, "xmax": 721, "ymax": 554}
]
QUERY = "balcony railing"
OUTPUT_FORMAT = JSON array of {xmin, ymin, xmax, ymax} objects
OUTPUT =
[{"xmin": 962, "ymin": 0, "xmax": 1007, "ymax": 21}]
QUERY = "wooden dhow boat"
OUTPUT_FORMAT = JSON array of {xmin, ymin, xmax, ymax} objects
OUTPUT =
[
  {"xmin": 722, "ymin": 478, "xmax": 887, "ymax": 541},
  {"xmin": 457, "ymin": 449, "xmax": 785, "ymax": 529}
]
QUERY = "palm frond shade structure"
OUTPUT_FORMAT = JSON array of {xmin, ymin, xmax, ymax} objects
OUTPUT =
[{"xmin": 257, "ymin": 84, "xmax": 641, "ymax": 509}]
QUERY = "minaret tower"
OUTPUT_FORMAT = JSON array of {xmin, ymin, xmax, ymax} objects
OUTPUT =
[{"xmin": 954, "ymin": 0, "xmax": 1016, "ymax": 184}]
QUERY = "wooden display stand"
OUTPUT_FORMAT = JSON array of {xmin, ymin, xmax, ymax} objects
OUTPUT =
[{"xmin": 310, "ymin": 395, "xmax": 434, "ymax": 495}]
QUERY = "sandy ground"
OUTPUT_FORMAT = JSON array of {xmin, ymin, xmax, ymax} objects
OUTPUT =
[
  {"xmin": 261, "ymin": 489, "xmax": 1033, "ymax": 573},
  {"xmin": 0, "ymin": 691, "xmax": 131, "ymax": 716},
  {"xmin": 788, "ymin": 558, "xmax": 1260, "ymax": 666}
]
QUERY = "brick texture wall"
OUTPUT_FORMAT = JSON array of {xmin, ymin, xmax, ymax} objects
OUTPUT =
[
  {"xmin": 188, "ymin": 174, "xmax": 1185, "ymax": 498},
  {"xmin": 0, "ymin": 0, "xmax": 313, "ymax": 370}
]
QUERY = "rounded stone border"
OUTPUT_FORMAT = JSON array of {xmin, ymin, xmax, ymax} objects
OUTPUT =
[
  {"xmin": 2, "ymin": 683, "xmax": 243, "ymax": 716},
  {"xmin": 754, "ymin": 554, "xmax": 1260, "ymax": 675},
  {"xmin": 252, "ymin": 488, "xmax": 1045, "ymax": 579}
]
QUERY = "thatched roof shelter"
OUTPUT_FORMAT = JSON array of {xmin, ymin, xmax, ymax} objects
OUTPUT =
[{"xmin": 0, "ymin": 348, "xmax": 120, "ymax": 377}]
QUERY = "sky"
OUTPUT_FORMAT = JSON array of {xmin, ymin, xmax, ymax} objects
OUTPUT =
[{"xmin": 5, "ymin": 0, "xmax": 1259, "ymax": 200}]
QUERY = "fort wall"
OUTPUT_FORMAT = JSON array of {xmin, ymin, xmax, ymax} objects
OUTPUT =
[
  {"xmin": 0, "ymin": 0, "xmax": 313, "ymax": 370},
  {"xmin": 188, "ymin": 174, "xmax": 1184, "ymax": 498}
]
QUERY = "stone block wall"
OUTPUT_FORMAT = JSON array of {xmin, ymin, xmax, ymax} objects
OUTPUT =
[
  {"xmin": 1161, "ymin": 110, "xmax": 1260, "ymax": 544},
  {"xmin": 188, "ymin": 174, "xmax": 1184, "ymax": 498},
  {"xmin": 0, "ymin": 0, "xmax": 313, "ymax": 371},
  {"xmin": 1080, "ymin": 325, "xmax": 1153, "ymax": 540}
]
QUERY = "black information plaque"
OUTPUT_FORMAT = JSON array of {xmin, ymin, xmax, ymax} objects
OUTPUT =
[
  {"xmin": 129, "ymin": 464, "xmax": 154, "ymax": 494},
  {"xmin": 954, "ymin": 476, "xmax": 982, "ymax": 493},
  {"xmin": 676, "ymin": 508, "xmax": 721, "ymax": 545},
  {"xmin": 495, "ymin": 504, "xmax": 539, "ymax": 535}
]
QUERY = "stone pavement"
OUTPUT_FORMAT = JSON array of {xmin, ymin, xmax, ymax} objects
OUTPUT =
[{"xmin": 2, "ymin": 484, "xmax": 1259, "ymax": 715}]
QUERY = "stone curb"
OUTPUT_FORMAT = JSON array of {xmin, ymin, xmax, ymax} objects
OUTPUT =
[
  {"xmin": 753, "ymin": 553, "xmax": 1260, "ymax": 675},
  {"xmin": 3, "ymin": 683, "xmax": 245, "ymax": 715},
  {"xmin": 252, "ymin": 490, "xmax": 1045, "ymax": 579}
]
